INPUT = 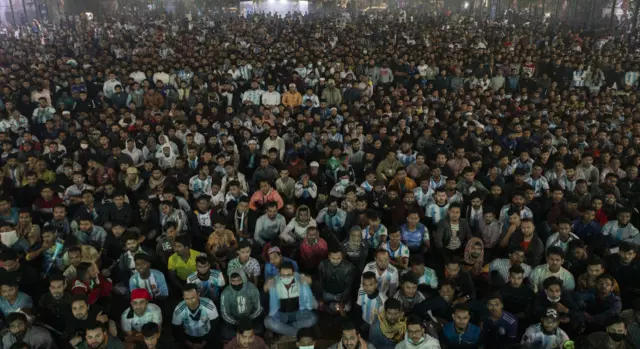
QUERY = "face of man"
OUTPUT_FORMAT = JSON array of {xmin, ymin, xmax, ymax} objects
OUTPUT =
[
  {"xmin": 384, "ymin": 308, "xmax": 402, "ymax": 325},
  {"xmin": 135, "ymin": 259, "xmax": 150, "ymax": 276},
  {"xmin": 183, "ymin": 289, "xmax": 200, "ymax": 310},
  {"xmin": 406, "ymin": 324, "xmax": 424, "ymax": 344},
  {"xmin": 453, "ymin": 310, "xmax": 471, "ymax": 331},
  {"xmin": 238, "ymin": 330, "xmax": 255, "ymax": 348},
  {"xmin": 143, "ymin": 332, "xmax": 160, "ymax": 349},
  {"xmin": 9, "ymin": 319, "xmax": 27, "ymax": 340},
  {"xmin": 49, "ymin": 280, "xmax": 65, "ymax": 299},
  {"xmin": 375, "ymin": 252, "xmax": 389, "ymax": 270},
  {"xmin": 85, "ymin": 327, "xmax": 106, "ymax": 349},
  {"xmin": 72, "ymin": 300, "xmax": 89, "ymax": 319},
  {"xmin": 487, "ymin": 298, "xmax": 503, "ymax": 318}
]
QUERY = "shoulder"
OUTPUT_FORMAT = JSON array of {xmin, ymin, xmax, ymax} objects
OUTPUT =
[
  {"xmin": 200, "ymin": 298, "xmax": 218, "ymax": 313},
  {"xmin": 186, "ymin": 273, "xmax": 199, "ymax": 283},
  {"xmin": 173, "ymin": 301, "xmax": 187, "ymax": 316}
]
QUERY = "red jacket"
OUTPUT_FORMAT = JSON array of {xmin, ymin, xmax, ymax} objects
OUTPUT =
[
  {"xmin": 71, "ymin": 274, "xmax": 112, "ymax": 304},
  {"xmin": 299, "ymin": 238, "xmax": 328, "ymax": 270}
]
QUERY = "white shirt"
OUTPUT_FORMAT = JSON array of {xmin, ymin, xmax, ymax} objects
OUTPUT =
[
  {"xmin": 121, "ymin": 303, "xmax": 163, "ymax": 333},
  {"xmin": 360, "ymin": 262, "xmax": 399, "ymax": 297},
  {"xmin": 261, "ymin": 91, "xmax": 281, "ymax": 106}
]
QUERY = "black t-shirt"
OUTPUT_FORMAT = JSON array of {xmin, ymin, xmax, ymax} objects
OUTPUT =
[{"xmin": 64, "ymin": 305, "xmax": 104, "ymax": 339}]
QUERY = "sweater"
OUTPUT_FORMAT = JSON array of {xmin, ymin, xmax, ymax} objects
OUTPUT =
[
  {"xmin": 254, "ymin": 213, "xmax": 286, "ymax": 245},
  {"xmin": 220, "ymin": 269, "xmax": 263, "ymax": 324}
]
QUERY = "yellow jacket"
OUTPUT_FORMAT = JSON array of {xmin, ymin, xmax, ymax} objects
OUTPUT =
[{"xmin": 282, "ymin": 91, "xmax": 302, "ymax": 108}]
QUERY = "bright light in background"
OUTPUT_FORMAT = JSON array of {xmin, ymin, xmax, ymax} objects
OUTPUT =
[
  {"xmin": 463, "ymin": 1, "xmax": 469, "ymax": 9},
  {"xmin": 544, "ymin": 12, "xmax": 551, "ymax": 17}
]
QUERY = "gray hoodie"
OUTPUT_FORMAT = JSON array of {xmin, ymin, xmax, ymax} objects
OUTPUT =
[{"xmin": 220, "ymin": 269, "xmax": 263, "ymax": 324}]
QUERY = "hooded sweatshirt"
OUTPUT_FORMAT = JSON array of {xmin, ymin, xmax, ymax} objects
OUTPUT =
[
  {"xmin": 156, "ymin": 144, "xmax": 177, "ymax": 170},
  {"xmin": 220, "ymin": 269, "xmax": 263, "ymax": 324},
  {"xmin": 280, "ymin": 205, "xmax": 317, "ymax": 243}
]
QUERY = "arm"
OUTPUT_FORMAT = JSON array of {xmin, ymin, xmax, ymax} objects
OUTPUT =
[{"xmin": 388, "ymin": 271, "xmax": 399, "ymax": 296}]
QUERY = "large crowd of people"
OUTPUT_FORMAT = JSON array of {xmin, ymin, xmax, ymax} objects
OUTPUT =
[{"xmin": 0, "ymin": 6, "xmax": 638, "ymax": 349}]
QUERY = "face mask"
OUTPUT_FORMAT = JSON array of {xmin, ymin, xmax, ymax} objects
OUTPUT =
[
  {"xmin": 470, "ymin": 252, "xmax": 481, "ymax": 258},
  {"xmin": 340, "ymin": 179, "xmax": 349, "ymax": 185},
  {"xmin": 281, "ymin": 276, "xmax": 293, "ymax": 284},
  {"xmin": 408, "ymin": 336, "xmax": 425, "ymax": 345},
  {"xmin": 231, "ymin": 283, "xmax": 243, "ymax": 291},
  {"xmin": 80, "ymin": 143, "xmax": 89, "ymax": 149},
  {"xmin": 608, "ymin": 332, "xmax": 626, "ymax": 342},
  {"xmin": 299, "ymin": 346, "xmax": 314, "ymax": 349},
  {"xmin": 546, "ymin": 295, "xmax": 561, "ymax": 303},
  {"xmin": 0, "ymin": 230, "xmax": 18, "ymax": 247}
]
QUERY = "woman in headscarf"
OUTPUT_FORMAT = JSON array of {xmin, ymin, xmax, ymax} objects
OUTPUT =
[{"xmin": 462, "ymin": 237, "xmax": 485, "ymax": 277}]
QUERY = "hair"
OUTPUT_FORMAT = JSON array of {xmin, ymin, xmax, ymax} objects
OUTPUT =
[
  {"xmin": 279, "ymin": 261, "xmax": 295, "ymax": 272},
  {"xmin": 296, "ymin": 327, "xmax": 315, "ymax": 342},
  {"xmin": 174, "ymin": 234, "xmax": 191, "ymax": 248},
  {"xmin": 508, "ymin": 265, "xmax": 525, "ymax": 275},
  {"xmin": 134, "ymin": 253, "xmax": 152, "ymax": 263},
  {"xmin": 410, "ymin": 255, "xmax": 425, "ymax": 266},
  {"xmin": 237, "ymin": 240, "xmax": 252, "ymax": 251},
  {"xmin": 183, "ymin": 283, "xmax": 199, "ymax": 294},
  {"xmin": 384, "ymin": 298, "xmax": 402, "ymax": 311},
  {"xmin": 48, "ymin": 273, "xmax": 65, "ymax": 286},
  {"xmin": 401, "ymin": 272, "xmax": 418, "ymax": 286},
  {"xmin": 587, "ymin": 256, "xmax": 605, "ymax": 268},
  {"xmin": 362, "ymin": 271, "xmax": 377, "ymax": 282},
  {"xmin": 406, "ymin": 314, "xmax": 424, "ymax": 327},
  {"xmin": 196, "ymin": 256, "xmax": 210, "ymax": 265},
  {"xmin": 486, "ymin": 292, "xmax": 503, "ymax": 303},
  {"xmin": 452, "ymin": 303, "xmax": 470, "ymax": 314},
  {"xmin": 619, "ymin": 241, "xmax": 637, "ymax": 253},
  {"xmin": 546, "ymin": 246, "xmax": 565, "ymax": 259},
  {"xmin": 6, "ymin": 312, "xmax": 27, "ymax": 325},
  {"xmin": 542, "ymin": 276, "xmax": 564, "ymax": 290},
  {"xmin": 84, "ymin": 320, "xmax": 106, "ymax": 333},
  {"xmin": 236, "ymin": 320, "xmax": 254, "ymax": 334},
  {"xmin": 76, "ymin": 262, "xmax": 93, "ymax": 281},
  {"xmin": 121, "ymin": 230, "xmax": 140, "ymax": 243},
  {"xmin": 71, "ymin": 293, "xmax": 89, "ymax": 307},
  {"xmin": 596, "ymin": 273, "xmax": 615, "ymax": 285},
  {"xmin": 141, "ymin": 322, "xmax": 160, "ymax": 338}
]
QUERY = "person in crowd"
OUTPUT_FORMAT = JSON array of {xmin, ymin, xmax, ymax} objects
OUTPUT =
[
  {"xmin": 583, "ymin": 315, "xmax": 635, "ymax": 349},
  {"xmin": 521, "ymin": 308, "xmax": 569, "ymax": 349},
  {"xmin": 394, "ymin": 314, "xmax": 441, "ymax": 349},
  {"xmin": 482, "ymin": 293, "xmax": 518, "ymax": 349},
  {"xmin": 263, "ymin": 262, "xmax": 317, "ymax": 337},
  {"xmin": 368, "ymin": 298, "xmax": 407, "ymax": 349},
  {"xmin": 3, "ymin": 6, "xmax": 640, "ymax": 349},
  {"xmin": 220, "ymin": 269, "xmax": 263, "ymax": 340},
  {"xmin": 316, "ymin": 244, "xmax": 355, "ymax": 314},
  {"xmin": 529, "ymin": 247, "xmax": 576, "ymax": 293},
  {"xmin": 223, "ymin": 320, "xmax": 269, "ymax": 349},
  {"xmin": 121, "ymin": 288, "xmax": 163, "ymax": 348},
  {"xmin": 441, "ymin": 304, "xmax": 483, "ymax": 349},
  {"xmin": 171, "ymin": 284, "xmax": 219, "ymax": 348},
  {"xmin": 1, "ymin": 311, "xmax": 57, "ymax": 349},
  {"xmin": 77, "ymin": 320, "xmax": 125, "ymax": 349},
  {"xmin": 361, "ymin": 249, "xmax": 399, "ymax": 297}
]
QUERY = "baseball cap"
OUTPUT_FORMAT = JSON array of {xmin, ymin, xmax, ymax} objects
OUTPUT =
[
  {"xmin": 131, "ymin": 288, "xmax": 151, "ymax": 301},
  {"xmin": 268, "ymin": 247, "xmax": 281, "ymax": 255}
]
